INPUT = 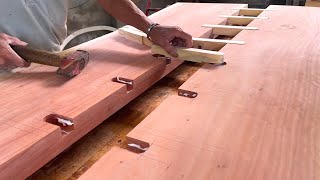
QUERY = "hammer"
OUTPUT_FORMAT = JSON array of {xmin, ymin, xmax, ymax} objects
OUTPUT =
[{"xmin": 11, "ymin": 45, "xmax": 89, "ymax": 77}]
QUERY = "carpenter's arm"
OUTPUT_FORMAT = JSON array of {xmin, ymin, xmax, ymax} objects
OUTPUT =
[
  {"xmin": 98, "ymin": 0, "xmax": 192, "ymax": 57},
  {"xmin": 99, "ymin": 0, "xmax": 152, "ymax": 34}
]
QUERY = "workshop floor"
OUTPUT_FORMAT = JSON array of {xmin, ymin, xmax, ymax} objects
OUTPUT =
[{"xmin": 28, "ymin": 2, "xmax": 320, "ymax": 180}]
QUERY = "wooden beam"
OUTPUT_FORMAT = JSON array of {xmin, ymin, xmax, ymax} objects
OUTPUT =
[
  {"xmin": 232, "ymin": 8, "xmax": 275, "ymax": 16},
  {"xmin": 202, "ymin": 24, "xmax": 258, "ymax": 37},
  {"xmin": 220, "ymin": 15, "xmax": 269, "ymax": 26},
  {"xmin": 151, "ymin": 45, "xmax": 224, "ymax": 64}
]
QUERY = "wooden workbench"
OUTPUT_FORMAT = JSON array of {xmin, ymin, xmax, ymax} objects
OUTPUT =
[
  {"xmin": 79, "ymin": 5, "xmax": 320, "ymax": 180},
  {"xmin": 0, "ymin": 3, "xmax": 247, "ymax": 179}
]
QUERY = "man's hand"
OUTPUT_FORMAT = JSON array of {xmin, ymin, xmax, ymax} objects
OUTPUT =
[
  {"xmin": 0, "ymin": 33, "xmax": 30, "ymax": 70},
  {"xmin": 148, "ymin": 25, "xmax": 193, "ymax": 57}
]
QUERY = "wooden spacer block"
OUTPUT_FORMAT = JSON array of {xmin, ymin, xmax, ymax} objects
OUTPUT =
[
  {"xmin": 118, "ymin": 26, "xmax": 153, "ymax": 46},
  {"xmin": 151, "ymin": 45, "xmax": 224, "ymax": 64}
]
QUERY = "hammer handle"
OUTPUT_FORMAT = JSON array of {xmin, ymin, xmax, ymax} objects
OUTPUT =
[{"xmin": 11, "ymin": 45, "xmax": 70, "ymax": 67}]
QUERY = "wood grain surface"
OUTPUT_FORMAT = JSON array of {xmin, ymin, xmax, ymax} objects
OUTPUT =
[
  {"xmin": 29, "ymin": 61, "xmax": 203, "ymax": 180},
  {"xmin": 0, "ymin": 3, "xmax": 246, "ymax": 179},
  {"xmin": 79, "ymin": 5, "xmax": 320, "ymax": 180}
]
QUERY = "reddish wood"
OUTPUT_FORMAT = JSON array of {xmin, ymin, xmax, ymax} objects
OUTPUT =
[
  {"xmin": 79, "ymin": 5, "xmax": 320, "ymax": 180},
  {"xmin": 0, "ymin": 3, "xmax": 246, "ymax": 179}
]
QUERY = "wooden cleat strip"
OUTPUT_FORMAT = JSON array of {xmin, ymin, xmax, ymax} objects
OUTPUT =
[
  {"xmin": 232, "ymin": 8, "xmax": 276, "ymax": 11},
  {"xmin": 193, "ymin": 38, "xmax": 245, "ymax": 45},
  {"xmin": 219, "ymin": 15, "xmax": 269, "ymax": 19},
  {"xmin": 220, "ymin": 15, "xmax": 269, "ymax": 26},
  {"xmin": 202, "ymin": 24, "xmax": 258, "ymax": 37},
  {"xmin": 231, "ymin": 8, "xmax": 276, "ymax": 16},
  {"xmin": 192, "ymin": 37, "xmax": 245, "ymax": 51},
  {"xmin": 202, "ymin": 24, "xmax": 258, "ymax": 30}
]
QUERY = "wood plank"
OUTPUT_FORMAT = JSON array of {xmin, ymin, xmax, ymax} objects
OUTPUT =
[
  {"xmin": 201, "ymin": 24, "xmax": 258, "ymax": 37},
  {"xmin": 79, "ymin": 5, "xmax": 320, "ymax": 180},
  {"xmin": 79, "ymin": 147, "xmax": 170, "ymax": 180},
  {"xmin": 32, "ymin": 2, "xmax": 320, "ymax": 178},
  {"xmin": 0, "ymin": 3, "xmax": 247, "ymax": 179}
]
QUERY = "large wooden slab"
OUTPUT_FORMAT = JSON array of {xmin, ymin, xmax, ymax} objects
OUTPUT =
[
  {"xmin": 0, "ymin": 3, "xmax": 246, "ymax": 179},
  {"xmin": 79, "ymin": 5, "xmax": 320, "ymax": 180}
]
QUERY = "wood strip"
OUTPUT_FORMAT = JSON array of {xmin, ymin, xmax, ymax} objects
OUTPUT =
[
  {"xmin": 232, "ymin": 8, "xmax": 275, "ymax": 16},
  {"xmin": 201, "ymin": 24, "xmax": 259, "ymax": 30},
  {"xmin": 192, "ymin": 37, "xmax": 245, "ymax": 51},
  {"xmin": 0, "ymin": 3, "xmax": 248, "ymax": 179},
  {"xmin": 79, "ymin": 5, "xmax": 320, "ymax": 180},
  {"xmin": 220, "ymin": 15, "xmax": 269, "ymax": 19},
  {"xmin": 192, "ymin": 37, "xmax": 245, "ymax": 45},
  {"xmin": 220, "ymin": 15, "xmax": 269, "ymax": 26},
  {"xmin": 232, "ymin": 7, "xmax": 276, "ymax": 10},
  {"xmin": 202, "ymin": 24, "xmax": 258, "ymax": 37}
]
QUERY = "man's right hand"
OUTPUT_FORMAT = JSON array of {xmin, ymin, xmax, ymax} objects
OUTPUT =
[{"xmin": 0, "ymin": 33, "xmax": 30, "ymax": 70}]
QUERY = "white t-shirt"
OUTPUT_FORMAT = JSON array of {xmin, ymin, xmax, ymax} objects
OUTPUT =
[{"xmin": 0, "ymin": 0, "xmax": 68, "ymax": 51}]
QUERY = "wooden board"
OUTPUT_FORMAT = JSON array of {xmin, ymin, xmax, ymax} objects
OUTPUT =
[
  {"xmin": 79, "ymin": 5, "xmax": 320, "ymax": 180},
  {"xmin": 29, "ymin": 2, "xmax": 320, "ymax": 179},
  {"xmin": 0, "ymin": 3, "xmax": 247, "ymax": 179}
]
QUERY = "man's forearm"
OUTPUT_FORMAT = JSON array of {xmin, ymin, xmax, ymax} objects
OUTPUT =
[
  {"xmin": 98, "ymin": 0, "xmax": 153, "ymax": 33},
  {"xmin": 98, "ymin": 0, "xmax": 193, "ymax": 57}
]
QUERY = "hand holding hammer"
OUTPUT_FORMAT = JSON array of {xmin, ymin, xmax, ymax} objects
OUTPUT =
[
  {"xmin": 0, "ymin": 33, "xmax": 89, "ymax": 77},
  {"xmin": 12, "ymin": 45, "xmax": 89, "ymax": 77}
]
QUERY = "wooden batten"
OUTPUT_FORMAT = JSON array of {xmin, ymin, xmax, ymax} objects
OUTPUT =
[
  {"xmin": 192, "ymin": 38, "xmax": 245, "ymax": 51},
  {"xmin": 202, "ymin": 24, "xmax": 258, "ymax": 37},
  {"xmin": 232, "ymin": 8, "xmax": 275, "ymax": 16},
  {"xmin": 220, "ymin": 15, "xmax": 269, "ymax": 26}
]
